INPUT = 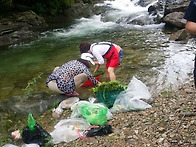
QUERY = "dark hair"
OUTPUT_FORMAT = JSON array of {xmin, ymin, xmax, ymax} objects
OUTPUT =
[
  {"xmin": 79, "ymin": 42, "xmax": 91, "ymax": 53},
  {"xmin": 77, "ymin": 59, "xmax": 90, "ymax": 68}
]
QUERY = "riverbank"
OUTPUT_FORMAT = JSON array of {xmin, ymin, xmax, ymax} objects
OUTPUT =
[{"xmin": 2, "ymin": 80, "xmax": 195, "ymax": 146}]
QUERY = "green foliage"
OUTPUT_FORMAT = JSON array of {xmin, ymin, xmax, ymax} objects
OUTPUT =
[
  {"xmin": 93, "ymin": 70, "xmax": 104, "ymax": 77},
  {"xmin": 161, "ymin": 83, "xmax": 178, "ymax": 99},
  {"xmin": 0, "ymin": 137, "xmax": 12, "ymax": 146},
  {"xmin": 161, "ymin": 120, "xmax": 167, "ymax": 125},
  {"xmin": 45, "ymin": 142, "xmax": 54, "ymax": 147},
  {"xmin": 82, "ymin": 0, "xmax": 93, "ymax": 3},
  {"xmin": 0, "ymin": 0, "xmax": 14, "ymax": 13},
  {"xmin": 23, "ymin": 72, "xmax": 43, "ymax": 97},
  {"xmin": 12, "ymin": 0, "xmax": 92, "ymax": 15},
  {"xmin": 4, "ymin": 0, "xmax": 97, "ymax": 15},
  {"xmin": 91, "ymin": 81, "xmax": 127, "ymax": 93}
]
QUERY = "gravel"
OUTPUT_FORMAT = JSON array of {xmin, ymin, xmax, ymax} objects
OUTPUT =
[{"xmin": 51, "ymin": 83, "xmax": 196, "ymax": 147}]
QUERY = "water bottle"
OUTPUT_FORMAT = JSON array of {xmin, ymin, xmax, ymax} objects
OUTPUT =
[{"xmin": 28, "ymin": 113, "xmax": 36, "ymax": 131}]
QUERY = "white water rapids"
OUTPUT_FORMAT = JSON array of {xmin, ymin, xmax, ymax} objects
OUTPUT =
[{"xmin": 48, "ymin": 0, "xmax": 195, "ymax": 93}]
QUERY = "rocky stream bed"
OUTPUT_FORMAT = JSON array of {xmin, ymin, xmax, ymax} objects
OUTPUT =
[{"xmin": 4, "ymin": 81, "xmax": 196, "ymax": 147}]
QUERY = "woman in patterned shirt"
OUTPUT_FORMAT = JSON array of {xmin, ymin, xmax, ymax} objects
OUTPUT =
[{"xmin": 46, "ymin": 53, "xmax": 101, "ymax": 96}]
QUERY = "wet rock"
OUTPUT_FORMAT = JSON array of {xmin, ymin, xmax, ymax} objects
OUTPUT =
[
  {"xmin": 169, "ymin": 29, "xmax": 190, "ymax": 41},
  {"xmin": 0, "ymin": 10, "xmax": 48, "ymax": 47},
  {"xmin": 163, "ymin": 12, "xmax": 186, "ymax": 29},
  {"xmin": 165, "ymin": 0, "xmax": 190, "ymax": 16},
  {"xmin": 2, "ymin": 93, "xmax": 68, "ymax": 116}
]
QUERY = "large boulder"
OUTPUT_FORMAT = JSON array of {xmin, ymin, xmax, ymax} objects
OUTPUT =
[
  {"xmin": 164, "ymin": 0, "xmax": 190, "ymax": 15},
  {"xmin": 162, "ymin": 12, "xmax": 186, "ymax": 29},
  {"xmin": 0, "ymin": 10, "xmax": 48, "ymax": 47},
  {"xmin": 0, "ymin": 92, "xmax": 71, "ymax": 116}
]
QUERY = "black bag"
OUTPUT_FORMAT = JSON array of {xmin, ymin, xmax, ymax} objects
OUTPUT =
[
  {"xmin": 22, "ymin": 123, "xmax": 51, "ymax": 146},
  {"xmin": 85, "ymin": 125, "xmax": 112, "ymax": 137}
]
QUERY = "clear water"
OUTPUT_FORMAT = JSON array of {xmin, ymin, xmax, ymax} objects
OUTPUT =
[{"xmin": 0, "ymin": 0, "xmax": 195, "ymax": 102}]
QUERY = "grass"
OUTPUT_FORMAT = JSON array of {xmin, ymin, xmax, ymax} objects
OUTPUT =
[
  {"xmin": 161, "ymin": 83, "xmax": 179, "ymax": 99},
  {"xmin": 23, "ymin": 72, "xmax": 43, "ymax": 97}
]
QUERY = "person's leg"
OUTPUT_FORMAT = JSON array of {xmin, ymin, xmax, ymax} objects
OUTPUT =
[
  {"xmin": 105, "ymin": 68, "xmax": 110, "ymax": 79},
  {"xmin": 74, "ymin": 73, "xmax": 88, "ymax": 88},
  {"xmin": 48, "ymin": 80, "xmax": 64, "ymax": 94},
  {"xmin": 185, "ymin": 55, "xmax": 196, "ymax": 93},
  {"xmin": 119, "ymin": 49, "xmax": 124, "ymax": 64},
  {"xmin": 107, "ymin": 67, "xmax": 116, "ymax": 81},
  {"xmin": 194, "ymin": 55, "xmax": 196, "ymax": 88}
]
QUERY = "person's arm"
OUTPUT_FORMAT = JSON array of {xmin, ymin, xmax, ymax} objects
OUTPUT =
[
  {"xmin": 84, "ymin": 68, "xmax": 100, "ymax": 86},
  {"xmin": 96, "ymin": 82, "xmax": 101, "ymax": 86},
  {"xmin": 93, "ymin": 61, "xmax": 100, "ymax": 73},
  {"xmin": 185, "ymin": 21, "xmax": 196, "ymax": 35}
]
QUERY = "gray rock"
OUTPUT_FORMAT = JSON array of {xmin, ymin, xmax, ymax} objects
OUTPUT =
[
  {"xmin": 163, "ymin": 12, "xmax": 186, "ymax": 29},
  {"xmin": 1, "ymin": 92, "xmax": 69, "ymax": 116},
  {"xmin": 169, "ymin": 29, "xmax": 190, "ymax": 42},
  {"xmin": 0, "ymin": 10, "xmax": 48, "ymax": 47}
]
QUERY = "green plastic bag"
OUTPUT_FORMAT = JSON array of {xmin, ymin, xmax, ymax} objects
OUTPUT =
[
  {"xmin": 81, "ymin": 104, "xmax": 108, "ymax": 126},
  {"xmin": 28, "ymin": 113, "xmax": 36, "ymax": 131}
]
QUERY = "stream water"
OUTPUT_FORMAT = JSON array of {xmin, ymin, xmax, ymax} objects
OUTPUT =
[{"xmin": 0, "ymin": 0, "xmax": 195, "ymax": 103}]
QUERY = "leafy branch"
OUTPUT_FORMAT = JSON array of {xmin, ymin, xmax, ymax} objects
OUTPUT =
[
  {"xmin": 91, "ymin": 81, "xmax": 127, "ymax": 93},
  {"xmin": 23, "ymin": 72, "xmax": 43, "ymax": 97}
]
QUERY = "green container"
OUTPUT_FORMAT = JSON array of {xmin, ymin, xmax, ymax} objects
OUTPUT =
[{"xmin": 96, "ymin": 89, "xmax": 123, "ymax": 108}]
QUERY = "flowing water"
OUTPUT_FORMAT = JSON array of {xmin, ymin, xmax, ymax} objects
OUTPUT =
[{"xmin": 0, "ymin": 0, "xmax": 195, "ymax": 103}]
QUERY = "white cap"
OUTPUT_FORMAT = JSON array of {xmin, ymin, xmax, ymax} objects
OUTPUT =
[{"xmin": 81, "ymin": 53, "xmax": 95, "ymax": 65}]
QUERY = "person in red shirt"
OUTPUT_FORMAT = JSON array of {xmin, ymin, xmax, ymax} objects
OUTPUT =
[{"xmin": 80, "ymin": 42, "xmax": 124, "ymax": 81}]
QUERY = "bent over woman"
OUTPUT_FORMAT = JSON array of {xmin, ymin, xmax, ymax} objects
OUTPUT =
[{"xmin": 46, "ymin": 53, "xmax": 100, "ymax": 96}]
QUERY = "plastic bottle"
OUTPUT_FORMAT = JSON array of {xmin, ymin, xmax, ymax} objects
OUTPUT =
[{"xmin": 28, "ymin": 113, "xmax": 36, "ymax": 131}]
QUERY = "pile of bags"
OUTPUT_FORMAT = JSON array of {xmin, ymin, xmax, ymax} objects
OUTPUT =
[{"xmin": 4, "ymin": 77, "xmax": 153, "ymax": 146}]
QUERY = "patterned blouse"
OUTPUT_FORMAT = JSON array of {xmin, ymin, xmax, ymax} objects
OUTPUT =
[{"xmin": 46, "ymin": 60, "xmax": 99, "ymax": 94}]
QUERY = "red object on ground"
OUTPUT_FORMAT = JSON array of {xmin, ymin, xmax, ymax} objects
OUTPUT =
[{"xmin": 82, "ymin": 75, "xmax": 101, "ymax": 87}]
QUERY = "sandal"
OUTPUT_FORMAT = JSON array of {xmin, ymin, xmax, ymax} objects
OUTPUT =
[{"xmin": 66, "ymin": 91, "xmax": 79, "ymax": 96}]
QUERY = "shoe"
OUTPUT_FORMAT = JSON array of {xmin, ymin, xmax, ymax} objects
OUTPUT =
[{"xmin": 66, "ymin": 91, "xmax": 79, "ymax": 96}]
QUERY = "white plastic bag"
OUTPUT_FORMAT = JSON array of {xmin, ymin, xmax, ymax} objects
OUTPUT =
[
  {"xmin": 50, "ymin": 118, "xmax": 91, "ymax": 144},
  {"xmin": 110, "ymin": 76, "xmax": 153, "ymax": 113},
  {"xmin": 52, "ymin": 97, "xmax": 80, "ymax": 118},
  {"xmin": 3, "ymin": 144, "xmax": 19, "ymax": 147}
]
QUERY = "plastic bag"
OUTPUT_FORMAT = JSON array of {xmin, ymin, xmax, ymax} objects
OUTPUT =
[
  {"xmin": 52, "ymin": 97, "xmax": 79, "ymax": 118},
  {"xmin": 50, "ymin": 118, "xmax": 91, "ymax": 144},
  {"xmin": 59, "ymin": 97, "xmax": 79, "ymax": 109},
  {"xmin": 81, "ymin": 103, "xmax": 108, "ymax": 126},
  {"xmin": 2, "ymin": 144, "xmax": 19, "ymax": 147},
  {"xmin": 70, "ymin": 97, "xmax": 113, "ymax": 120},
  {"xmin": 22, "ymin": 123, "xmax": 51, "ymax": 146},
  {"xmin": 96, "ymin": 89, "xmax": 123, "ymax": 108},
  {"xmin": 110, "ymin": 76, "xmax": 153, "ymax": 113},
  {"xmin": 28, "ymin": 113, "xmax": 36, "ymax": 131},
  {"xmin": 85, "ymin": 125, "xmax": 112, "ymax": 137},
  {"xmin": 22, "ymin": 114, "xmax": 51, "ymax": 146},
  {"xmin": 70, "ymin": 100, "xmax": 90, "ymax": 118}
]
